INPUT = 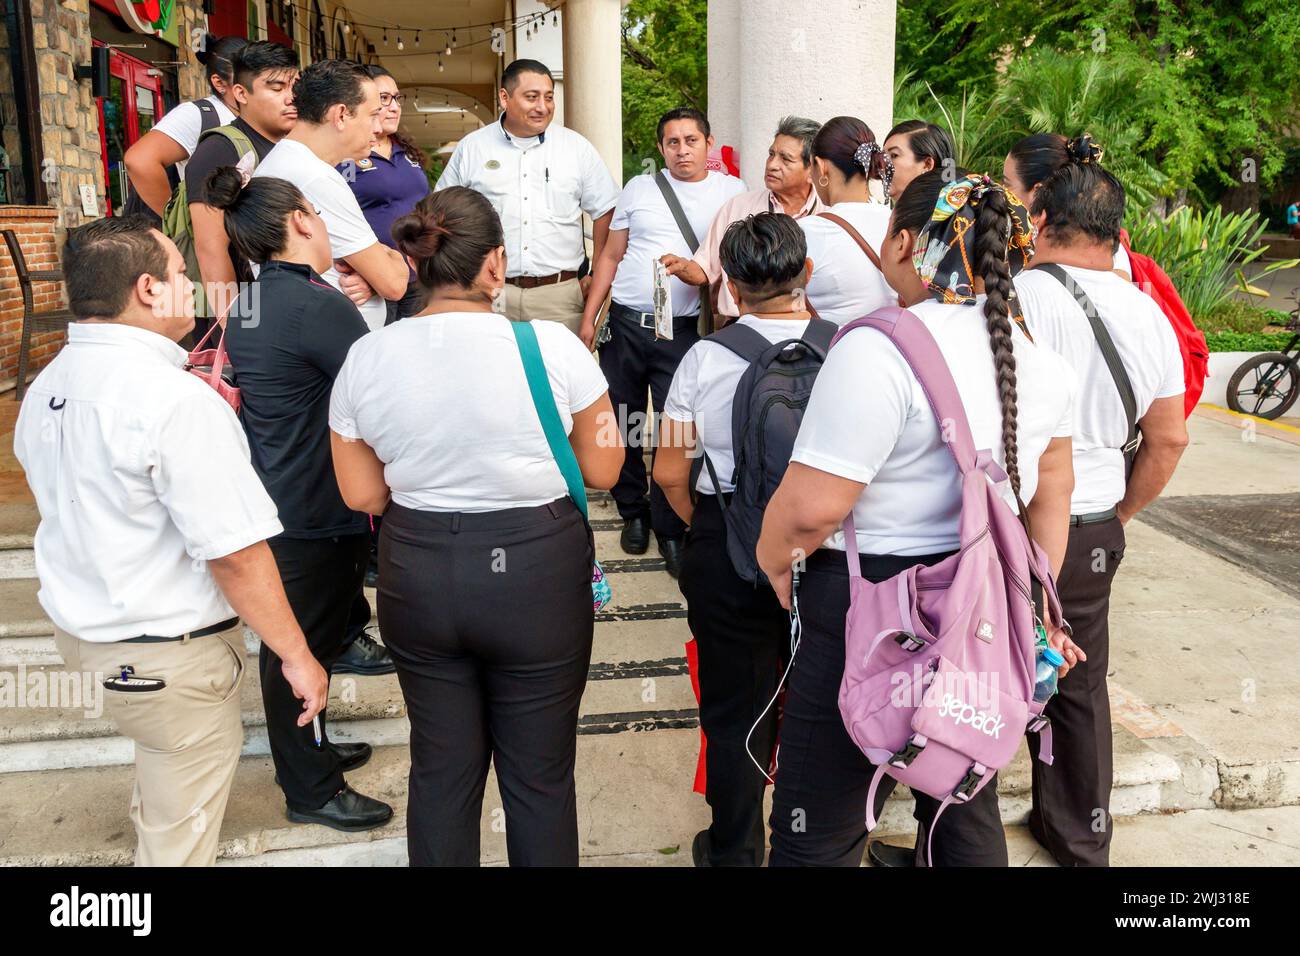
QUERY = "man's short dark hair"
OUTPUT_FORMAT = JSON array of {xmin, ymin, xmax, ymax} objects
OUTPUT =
[
  {"xmin": 1030, "ymin": 162, "xmax": 1126, "ymax": 246},
  {"xmin": 657, "ymin": 107, "xmax": 710, "ymax": 144},
  {"xmin": 292, "ymin": 59, "xmax": 371, "ymax": 124},
  {"xmin": 501, "ymin": 59, "xmax": 553, "ymax": 93},
  {"xmin": 231, "ymin": 40, "xmax": 298, "ymax": 90},
  {"xmin": 719, "ymin": 212, "xmax": 808, "ymax": 299},
  {"xmin": 62, "ymin": 217, "xmax": 167, "ymax": 319}
]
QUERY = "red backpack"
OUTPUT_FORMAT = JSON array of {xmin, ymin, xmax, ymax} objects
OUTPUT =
[{"xmin": 1119, "ymin": 229, "xmax": 1208, "ymax": 417}]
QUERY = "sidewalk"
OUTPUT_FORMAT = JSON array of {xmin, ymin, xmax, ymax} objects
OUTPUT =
[{"xmin": 0, "ymin": 401, "xmax": 1298, "ymax": 865}]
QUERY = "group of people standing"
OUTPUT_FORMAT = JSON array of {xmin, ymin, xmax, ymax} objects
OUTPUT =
[{"xmin": 16, "ymin": 41, "xmax": 1190, "ymax": 868}]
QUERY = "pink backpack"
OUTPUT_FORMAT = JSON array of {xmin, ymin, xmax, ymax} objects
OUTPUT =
[{"xmin": 829, "ymin": 307, "xmax": 1065, "ymax": 862}]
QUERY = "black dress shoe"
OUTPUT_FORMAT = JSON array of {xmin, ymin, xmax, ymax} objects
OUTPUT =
[
  {"xmin": 658, "ymin": 534, "xmax": 685, "ymax": 579},
  {"xmin": 286, "ymin": 785, "xmax": 393, "ymax": 832},
  {"xmin": 364, "ymin": 563, "xmax": 379, "ymax": 589},
  {"xmin": 867, "ymin": 840, "xmax": 915, "ymax": 867},
  {"xmin": 691, "ymin": 829, "xmax": 712, "ymax": 867},
  {"xmin": 334, "ymin": 630, "xmax": 395, "ymax": 676},
  {"xmin": 621, "ymin": 515, "xmax": 650, "ymax": 555},
  {"xmin": 331, "ymin": 740, "xmax": 373, "ymax": 774}
]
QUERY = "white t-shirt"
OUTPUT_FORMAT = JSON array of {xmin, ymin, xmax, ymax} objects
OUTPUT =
[
  {"xmin": 664, "ymin": 315, "xmax": 812, "ymax": 494},
  {"xmin": 152, "ymin": 95, "xmax": 237, "ymax": 178},
  {"xmin": 798, "ymin": 202, "xmax": 896, "ymax": 325},
  {"xmin": 610, "ymin": 171, "xmax": 747, "ymax": 315},
  {"xmin": 791, "ymin": 297, "xmax": 1076, "ymax": 556},
  {"xmin": 1113, "ymin": 245, "xmax": 1131, "ymax": 276},
  {"xmin": 330, "ymin": 313, "xmax": 609, "ymax": 512},
  {"xmin": 253, "ymin": 138, "xmax": 386, "ymax": 330},
  {"xmin": 1013, "ymin": 265, "xmax": 1185, "ymax": 513}
]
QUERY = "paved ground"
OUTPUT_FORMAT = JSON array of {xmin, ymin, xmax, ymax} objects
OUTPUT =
[{"xmin": 1, "ymin": 398, "xmax": 1298, "ymax": 865}]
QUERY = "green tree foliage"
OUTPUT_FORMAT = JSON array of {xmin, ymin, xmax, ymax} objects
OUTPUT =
[
  {"xmin": 894, "ymin": 0, "xmax": 1300, "ymax": 206},
  {"xmin": 620, "ymin": 0, "xmax": 708, "ymax": 183}
]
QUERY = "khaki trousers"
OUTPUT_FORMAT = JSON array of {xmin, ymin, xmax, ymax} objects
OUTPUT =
[
  {"xmin": 54, "ymin": 623, "xmax": 246, "ymax": 867},
  {"xmin": 500, "ymin": 277, "xmax": 586, "ymax": 335}
]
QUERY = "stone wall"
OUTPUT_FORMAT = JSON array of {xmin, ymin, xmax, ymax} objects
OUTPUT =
[{"xmin": 30, "ymin": 0, "xmax": 102, "ymax": 230}]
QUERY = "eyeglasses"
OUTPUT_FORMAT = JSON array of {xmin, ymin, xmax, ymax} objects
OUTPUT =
[{"xmin": 379, "ymin": 93, "xmax": 406, "ymax": 107}]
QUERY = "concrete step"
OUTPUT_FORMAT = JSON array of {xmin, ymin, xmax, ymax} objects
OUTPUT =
[{"xmin": 0, "ymin": 722, "xmax": 1212, "ymax": 867}]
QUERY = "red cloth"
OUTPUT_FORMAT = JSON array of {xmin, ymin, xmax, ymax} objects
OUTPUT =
[
  {"xmin": 1120, "ymin": 229, "xmax": 1208, "ymax": 417},
  {"xmin": 685, "ymin": 637, "xmax": 780, "ymax": 794}
]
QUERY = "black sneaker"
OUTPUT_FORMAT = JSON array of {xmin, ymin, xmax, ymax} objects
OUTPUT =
[
  {"xmin": 334, "ymin": 629, "xmax": 396, "ymax": 676},
  {"xmin": 866, "ymin": 840, "xmax": 915, "ymax": 867},
  {"xmin": 657, "ymin": 534, "xmax": 685, "ymax": 579},
  {"xmin": 691, "ymin": 829, "xmax": 712, "ymax": 867}
]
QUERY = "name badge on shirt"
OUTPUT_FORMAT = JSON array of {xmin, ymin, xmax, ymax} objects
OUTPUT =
[
  {"xmin": 485, "ymin": 159, "xmax": 501, "ymax": 170},
  {"xmin": 356, "ymin": 157, "xmax": 376, "ymax": 172}
]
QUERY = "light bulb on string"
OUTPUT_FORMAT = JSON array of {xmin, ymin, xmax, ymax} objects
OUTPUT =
[
  {"xmin": 397, "ymin": 33, "xmax": 404, "ymax": 51},
  {"xmin": 438, "ymin": 56, "xmax": 444, "ymax": 72},
  {"xmin": 444, "ymin": 33, "xmax": 451, "ymax": 55},
  {"xmin": 451, "ymin": 29, "xmax": 457, "ymax": 45},
  {"xmin": 415, "ymin": 31, "xmax": 420, "ymax": 47},
  {"xmin": 342, "ymin": 21, "xmax": 350, "ymax": 34},
  {"xmin": 553, "ymin": 12, "xmax": 558, "ymax": 26},
  {"xmin": 383, "ymin": 29, "xmax": 388, "ymax": 45}
]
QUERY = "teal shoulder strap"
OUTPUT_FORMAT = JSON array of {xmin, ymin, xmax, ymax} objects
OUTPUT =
[{"xmin": 510, "ymin": 320, "xmax": 589, "ymax": 515}]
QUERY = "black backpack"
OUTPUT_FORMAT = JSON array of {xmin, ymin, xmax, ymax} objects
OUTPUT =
[
  {"xmin": 696, "ymin": 317, "xmax": 838, "ymax": 584},
  {"xmin": 121, "ymin": 99, "xmax": 221, "ymax": 224}
]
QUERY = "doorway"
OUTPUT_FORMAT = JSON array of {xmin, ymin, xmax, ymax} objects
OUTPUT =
[{"xmin": 94, "ymin": 41, "xmax": 166, "ymax": 216}]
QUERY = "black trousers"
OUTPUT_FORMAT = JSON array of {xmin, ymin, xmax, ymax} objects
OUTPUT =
[
  {"xmin": 262, "ymin": 533, "xmax": 369, "ymax": 809},
  {"xmin": 768, "ymin": 549, "xmax": 1008, "ymax": 867},
  {"xmin": 598, "ymin": 302, "xmax": 699, "ymax": 539},
  {"xmin": 377, "ymin": 499, "xmax": 595, "ymax": 867},
  {"xmin": 679, "ymin": 494, "xmax": 791, "ymax": 866},
  {"xmin": 1029, "ymin": 516, "xmax": 1125, "ymax": 866},
  {"xmin": 385, "ymin": 277, "xmax": 427, "ymax": 325}
]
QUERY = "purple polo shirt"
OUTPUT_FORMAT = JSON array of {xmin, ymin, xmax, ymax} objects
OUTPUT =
[{"xmin": 338, "ymin": 143, "xmax": 431, "ymax": 250}]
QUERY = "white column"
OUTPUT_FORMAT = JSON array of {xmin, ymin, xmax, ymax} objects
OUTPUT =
[
  {"xmin": 723, "ymin": 0, "xmax": 895, "ymax": 189},
  {"xmin": 561, "ymin": 0, "xmax": 623, "ymax": 182},
  {"xmin": 706, "ymin": 0, "xmax": 740, "ymax": 156}
]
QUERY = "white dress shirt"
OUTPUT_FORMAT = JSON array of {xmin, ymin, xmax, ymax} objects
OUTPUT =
[
  {"xmin": 14, "ymin": 323, "xmax": 283, "ymax": 643},
  {"xmin": 436, "ymin": 115, "xmax": 620, "ymax": 278}
]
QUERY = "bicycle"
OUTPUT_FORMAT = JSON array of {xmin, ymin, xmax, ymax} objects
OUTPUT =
[{"xmin": 1226, "ymin": 288, "xmax": 1300, "ymax": 419}]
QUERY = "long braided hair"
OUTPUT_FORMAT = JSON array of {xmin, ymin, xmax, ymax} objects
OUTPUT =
[
  {"xmin": 890, "ymin": 170, "xmax": 1032, "ymax": 498},
  {"xmin": 970, "ymin": 187, "xmax": 1021, "ymax": 498}
]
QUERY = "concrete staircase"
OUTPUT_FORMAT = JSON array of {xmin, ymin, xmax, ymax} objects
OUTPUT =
[{"xmin": 0, "ymin": 493, "xmax": 1249, "ymax": 866}]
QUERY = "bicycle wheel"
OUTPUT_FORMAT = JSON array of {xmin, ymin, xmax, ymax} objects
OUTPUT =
[{"xmin": 1226, "ymin": 352, "xmax": 1300, "ymax": 420}]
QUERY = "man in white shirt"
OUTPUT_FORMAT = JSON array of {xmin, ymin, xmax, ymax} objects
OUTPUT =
[
  {"xmin": 436, "ymin": 59, "xmax": 619, "ymax": 334},
  {"xmin": 14, "ymin": 217, "xmax": 328, "ymax": 866},
  {"xmin": 1013, "ymin": 161, "xmax": 1189, "ymax": 868},
  {"xmin": 662, "ymin": 116, "xmax": 823, "ymax": 324},
  {"xmin": 578, "ymin": 108, "xmax": 746, "ymax": 574},
  {"xmin": 253, "ymin": 59, "xmax": 409, "ymax": 331}
]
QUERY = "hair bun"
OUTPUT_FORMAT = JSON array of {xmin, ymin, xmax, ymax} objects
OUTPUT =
[
  {"xmin": 1067, "ymin": 134, "xmax": 1104, "ymax": 165},
  {"xmin": 203, "ymin": 166, "xmax": 246, "ymax": 211},
  {"xmin": 392, "ymin": 209, "xmax": 452, "ymax": 260}
]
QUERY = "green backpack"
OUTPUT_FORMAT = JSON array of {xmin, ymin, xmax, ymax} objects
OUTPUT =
[{"xmin": 162, "ymin": 124, "xmax": 257, "ymax": 317}]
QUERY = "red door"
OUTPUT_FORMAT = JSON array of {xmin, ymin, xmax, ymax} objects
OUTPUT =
[{"xmin": 95, "ymin": 42, "xmax": 167, "ymax": 216}]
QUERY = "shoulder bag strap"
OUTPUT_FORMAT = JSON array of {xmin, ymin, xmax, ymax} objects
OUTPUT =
[
  {"xmin": 509, "ymin": 320, "xmax": 589, "ymax": 516},
  {"xmin": 817, "ymin": 212, "xmax": 882, "ymax": 270},
  {"xmin": 1036, "ymin": 263, "xmax": 1140, "ymax": 466},
  {"xmin": 654, "ymin": 169, "xmax": 700, "ymax": 253}
]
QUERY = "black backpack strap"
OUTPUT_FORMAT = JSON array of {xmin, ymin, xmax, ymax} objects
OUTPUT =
[
  {"xmin": 706, "ymin": 320, "xmax": 775, "ymax": 365},
  {"xmin": 194, "ymin": 98, "xmax": 221, "ymax": 135},
  {"xmin": 800, "ymin": 317, "xmax": 838, "ymax": 358},
  {"xmin": 654, "ymin": 169, "xmax": 700, "ymax": 254},
  {"xmin": 1036, "ymin": 263, "xmax": 1141, "ymax": 470}
]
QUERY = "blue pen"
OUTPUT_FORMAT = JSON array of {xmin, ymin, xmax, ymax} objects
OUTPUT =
[{"xmin": 312, "ymin": 714, "xmax": 322, "ymax": 748}]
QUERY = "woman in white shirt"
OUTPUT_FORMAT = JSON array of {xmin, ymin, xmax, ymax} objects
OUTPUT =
[
  {"xmin": 123, "ymin": 34, "xmax": 246, "ymax": 219},
  {"xmin": 882, "ymin": 120, "xmax": 954, "ymax": 202},
  {"xmin": 655, "ymin": 212, "xmax": 826, "ymax": 866},
  {"xmin": 1003, "ymin": 133, "xmax": 1132, "ymax": 280},
  {"xmin": 756, "ymin": 170, "xmax": 1082, "ymax": 867},
  {"xmin": 798, "ymin": 116, "xmax": 896, "ymax": 325},
  {"xmin": 329, "ymin": 186, "xmax": 623, "ymax": 867}
]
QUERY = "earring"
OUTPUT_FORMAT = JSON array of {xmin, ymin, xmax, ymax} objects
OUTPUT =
[
  {"xmin": 303, "ymin": 232, "xmax": 313, "ymax": 239},
  {"xmin": 818, "ymin": 175, "xmax": 829, "ymax": 187}
]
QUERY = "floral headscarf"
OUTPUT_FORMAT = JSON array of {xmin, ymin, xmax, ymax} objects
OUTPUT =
[{"xmin": 911, "ymin": 173, "xmax": 1034, "ymax": 309}]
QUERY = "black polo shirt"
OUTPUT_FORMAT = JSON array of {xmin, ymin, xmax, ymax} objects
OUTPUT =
[{"xmin": 225, "ymin": 260, "xmax": 370, "ymax": 538}]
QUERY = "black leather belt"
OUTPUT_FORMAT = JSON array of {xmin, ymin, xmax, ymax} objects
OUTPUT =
[
  {"xmin": 121, "ymin": 616, "xmax": 240, "ymax": 644},
  {"xmin": 1068, "ymin": 507, "xmax": 1118, "ymax": 527},
  {"xmin": 610, "ymin": 300, "xmax": 698, "ymax": 332},
  {"xmin": 506, "ymin": 271, "xmax": 579, "ymax": 289}
]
